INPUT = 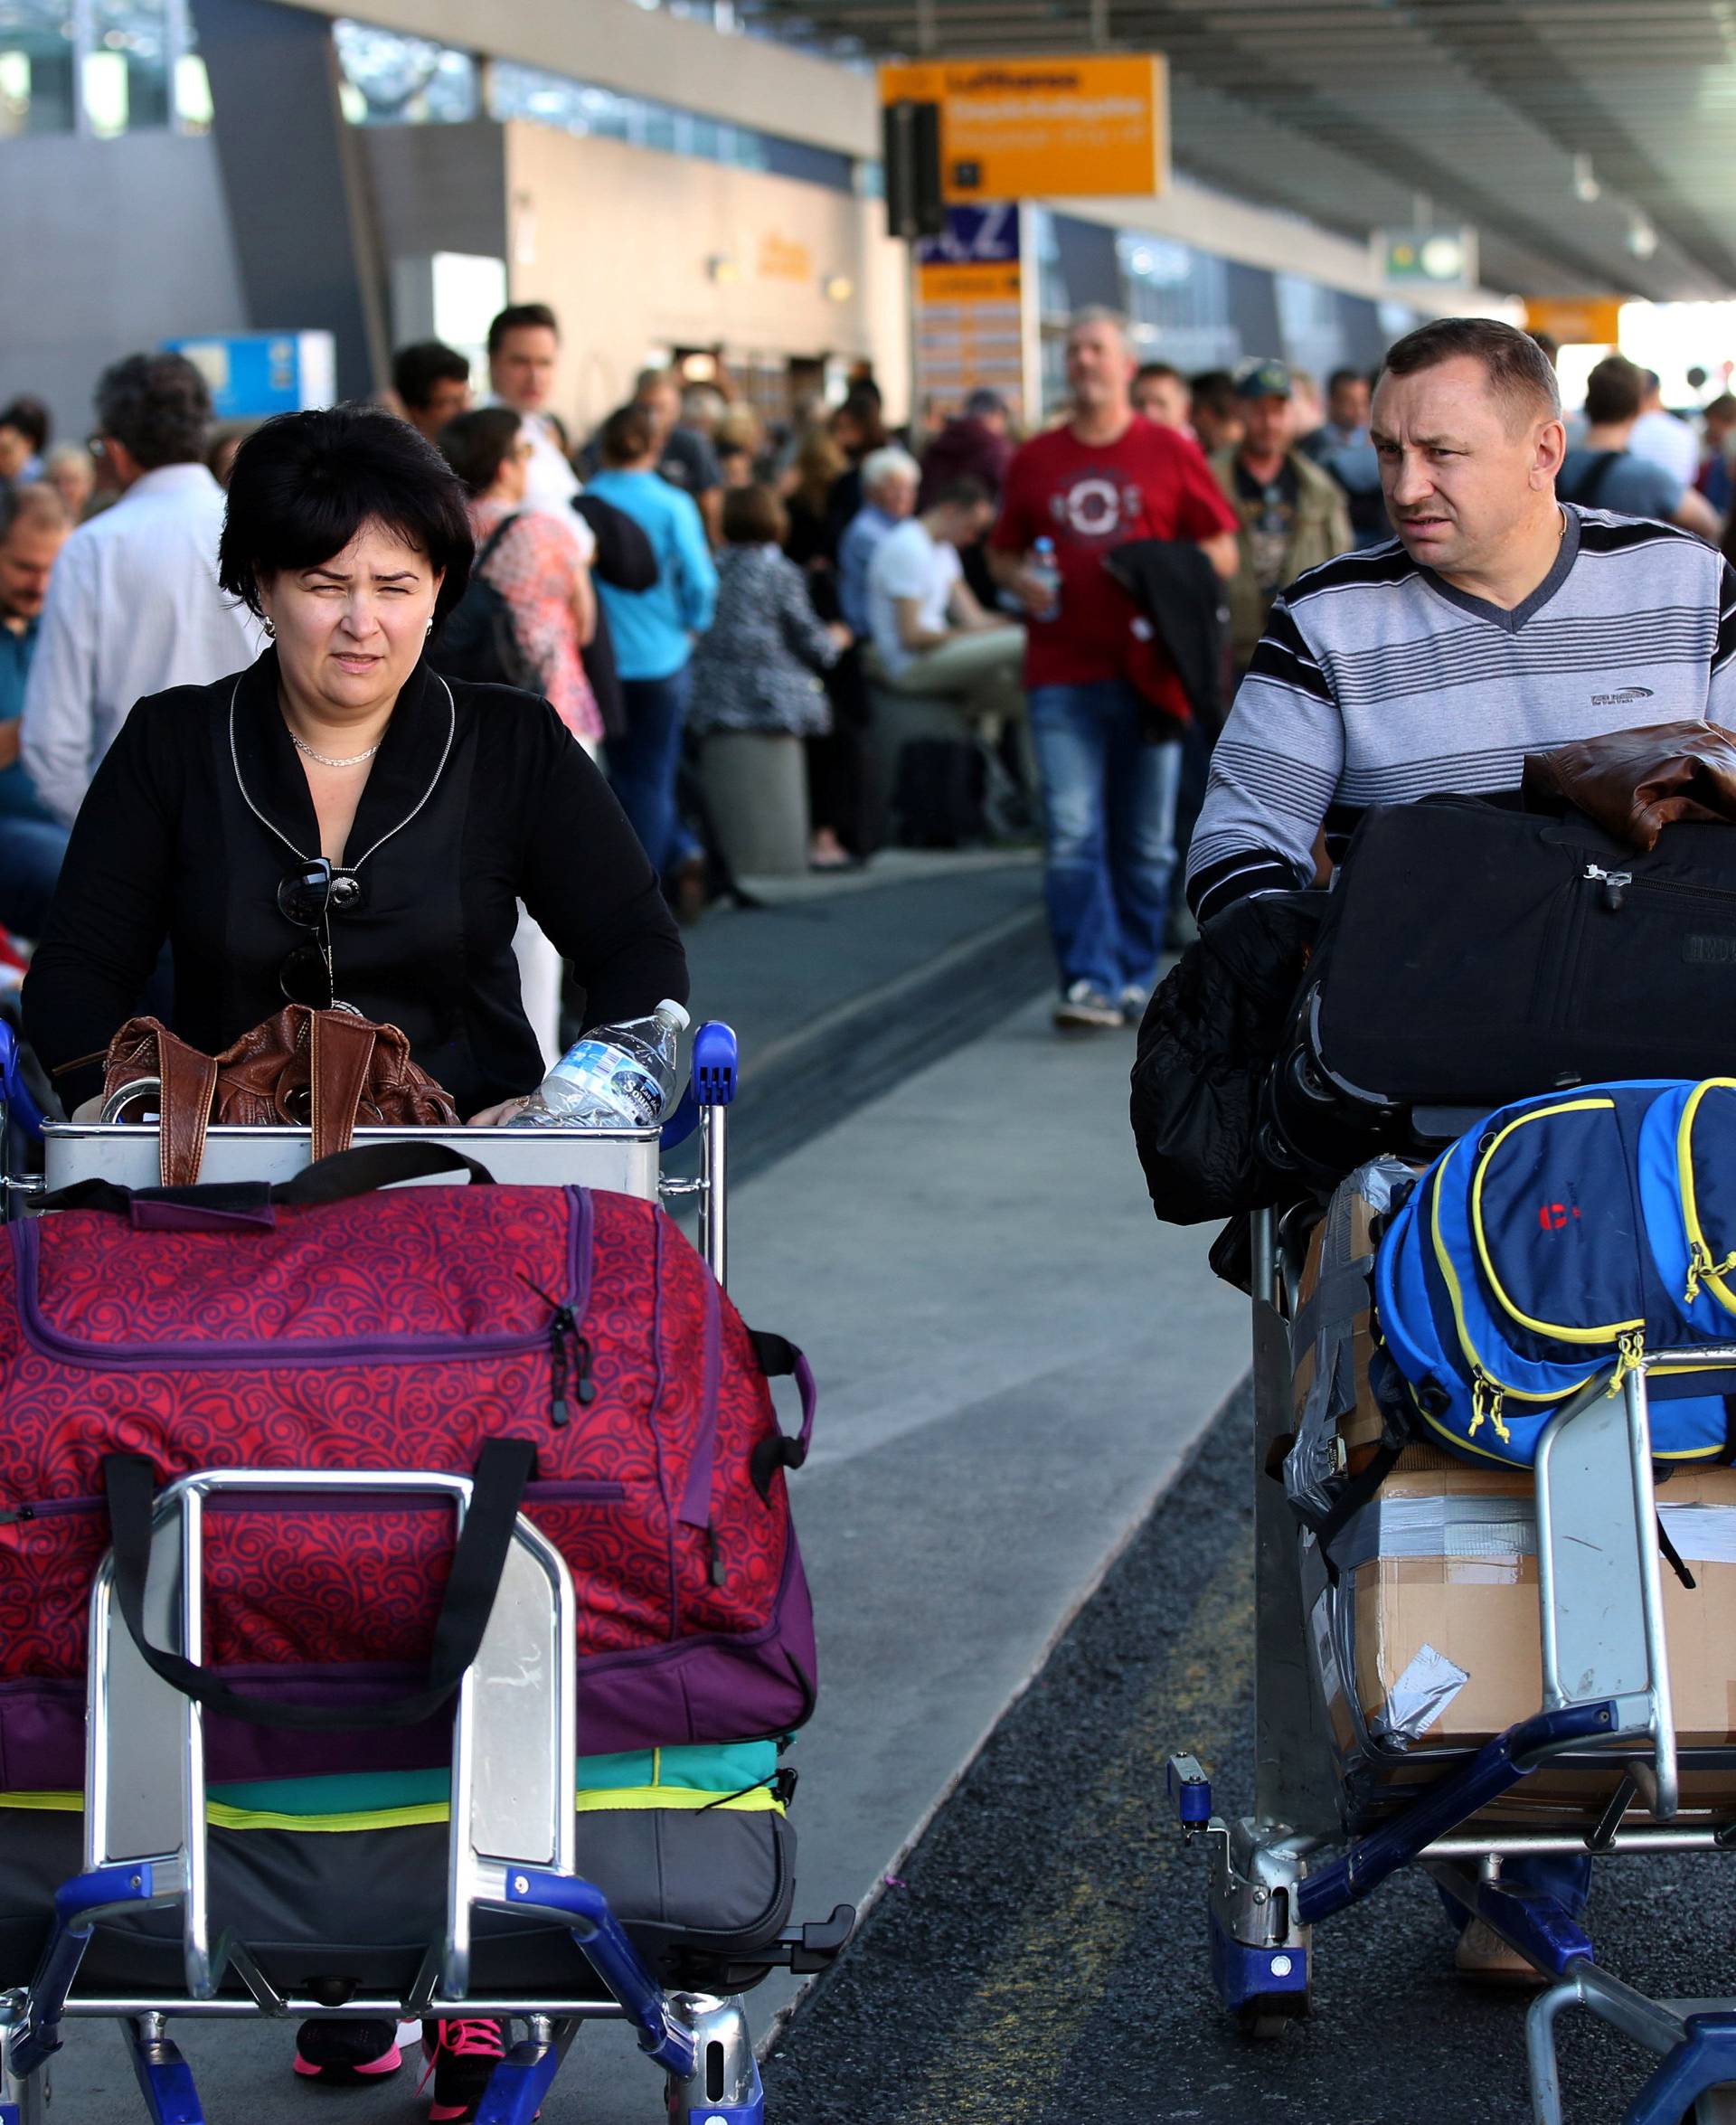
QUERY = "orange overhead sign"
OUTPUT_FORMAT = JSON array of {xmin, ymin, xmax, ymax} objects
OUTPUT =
[
  {"xmin": 880, "ymin": 54, "xmax": 1167, "ymax": 202},
  {"xmin": 1524, "ymin": 297, "xmax": 1625, "ymax": 345}
]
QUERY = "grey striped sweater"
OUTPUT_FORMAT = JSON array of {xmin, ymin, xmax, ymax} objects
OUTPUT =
[{"xmin": 1185, "ymin": 506, "xmax": 1736, "ymax": 924}]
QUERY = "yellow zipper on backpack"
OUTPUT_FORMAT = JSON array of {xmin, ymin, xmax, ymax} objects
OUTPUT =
[{"xmin": 1677, "ymin": 1081, "xmax": 1736, "ymax": 1310}]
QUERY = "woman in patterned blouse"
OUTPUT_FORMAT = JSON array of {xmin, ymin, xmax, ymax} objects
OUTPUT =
[{"xmin": 438, "ymin": 407, "xmax": 603, "ymax": 750}]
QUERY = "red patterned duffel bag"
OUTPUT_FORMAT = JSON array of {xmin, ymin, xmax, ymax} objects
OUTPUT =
[{"xmin": 0, "ymin": 1145, "xmax": 816, "ymax": 1790}]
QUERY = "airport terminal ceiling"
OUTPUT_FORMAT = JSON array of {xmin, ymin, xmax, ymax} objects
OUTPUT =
[{"xmin": 741, "ymin": 0, "xmax": 1736, "ymax": 302}]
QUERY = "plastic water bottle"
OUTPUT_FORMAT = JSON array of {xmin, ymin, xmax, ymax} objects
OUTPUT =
[
  {"xmin": 511, "ymin": 1000, "xmax": 691, "ymax": 1129},
  {"xmin": 1027, "ymin": 536, "xmax": 1061, "ymax": 622}
]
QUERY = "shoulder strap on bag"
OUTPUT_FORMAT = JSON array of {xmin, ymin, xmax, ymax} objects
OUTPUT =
[
  {"xmin": 38, "ymin": 1140, "xmax": 496, "ymax": 1225},
  {"xmin": 476, "ymin": 511, "xmax": 525, "ymax": 572},
  {"xmin": 101, "ymin": 1436, "xmax": 535, "ymax": 1731},
  {"xmin": 156, "ymin": 1028, "xmax": 220, "ymax": 1190},
  {"xmin": 308, "ymin": 1009, "xmax": 378, "ymax": 1166}
]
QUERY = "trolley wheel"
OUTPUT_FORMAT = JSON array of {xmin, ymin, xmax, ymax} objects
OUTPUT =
[{"xmin": 1234, "ymin": 1986, "xmax": 1311, "ymax": 2041}]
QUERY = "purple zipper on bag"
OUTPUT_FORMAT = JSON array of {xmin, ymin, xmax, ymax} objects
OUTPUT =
[{"xmin": 8, "ymin": 1187, "xmax": 596, "ymax": 1372}]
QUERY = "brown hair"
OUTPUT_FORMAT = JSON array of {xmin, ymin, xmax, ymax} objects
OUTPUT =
[
  {"xmin": 1379, "ymin": 316, "xmax": 1561, "ymax": 429},
  {"xmin": 722, "ymin": 483, "xmax": 788, "ymax": 546},
  {"xmin": 791, "ymin": 425, "xmax": 846, "ymax": 515},
  {"xmin": 599, "ymin": 405, "xmax": 656, "ymax": 468},
  {"xmin": 1583, "ymin": 355, "xmax": 1646, "ymax": 428}
]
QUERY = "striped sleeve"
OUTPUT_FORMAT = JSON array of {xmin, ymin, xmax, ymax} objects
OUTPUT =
[
  {"xmin": 1712, "ymin": 558, "xmax": 1736, "ymax": 713},
  {"xmin": 1184, "ymin": 596, "xmax": 1342, "ymax": 924}
]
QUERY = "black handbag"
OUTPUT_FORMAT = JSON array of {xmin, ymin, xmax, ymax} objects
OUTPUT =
[
  {"xmin": 429, "ymin": 513, "xmax": 541, "ymax": 692},
  {"xmin": 1267, "ymin": 795, "xmax": 1736, "ymax": 1179}
]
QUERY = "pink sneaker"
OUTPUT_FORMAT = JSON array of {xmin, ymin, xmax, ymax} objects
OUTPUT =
[
  {"xmin": 291, "ymin": 2016, "xmax": 402, "ymax": 2082},
  {"xmin": 420, "ymin": 2018, "xmax": 507, "ymax": 2123}
]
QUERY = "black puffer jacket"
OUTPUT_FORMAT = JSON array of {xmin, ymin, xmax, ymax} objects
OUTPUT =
[{"xmin": 1128, "ymin": 889, "xmax": 1326, "ymax": 1225}]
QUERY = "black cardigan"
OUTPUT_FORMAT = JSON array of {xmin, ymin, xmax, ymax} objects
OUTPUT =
[{"xmin": 25, "ymin": 650, "xmax": 688, "ymax": 1117}]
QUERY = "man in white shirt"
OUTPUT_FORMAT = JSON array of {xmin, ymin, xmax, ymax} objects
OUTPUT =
[
  {"xmin": 864, "ymin": 475, "xmax": 1024, "ymax": 716},
  {"xmin": 486, "ymin": 302, "xmax": 582, "ymax": 518},
  {"xmin": 21, "ymin": 352, "xmax": 259, "ymax": 827},
  {"xmin": 1629, "ymin": 369, "xmax": 1702, "ymax": 487}
]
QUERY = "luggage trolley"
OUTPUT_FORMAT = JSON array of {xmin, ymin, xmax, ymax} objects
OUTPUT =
[
  {"xmin": 1167, "ymin": 1192, "xmax": 1736, "ymax": 2124},
  {"xmin": 0, "ymin": 1017, "xmax": 853, "ymax": 2125}
]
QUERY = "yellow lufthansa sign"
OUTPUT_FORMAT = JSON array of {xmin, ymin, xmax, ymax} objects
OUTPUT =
[
  {"xmin": 1524, "ymin": 297, "xmax": 1625, "ymax": 347},
  {"xmin": 880, "ymin": 54, "xmax": 1167, "ymax": 202}
]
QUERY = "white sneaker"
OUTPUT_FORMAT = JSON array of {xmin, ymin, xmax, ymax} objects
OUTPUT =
[
  {"xmin": 1053, "ymin": 981, "xmax": 1124, "ymax": 1032},
  {"xmin": 1118, "ymin": 984, "xmax": 1151, "ymax": 1025}
]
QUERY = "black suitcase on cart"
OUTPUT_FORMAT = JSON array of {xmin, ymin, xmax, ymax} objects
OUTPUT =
[{"xmin": 1264, "ymin": 794, "xmax": 1736, "ymax": 1182}]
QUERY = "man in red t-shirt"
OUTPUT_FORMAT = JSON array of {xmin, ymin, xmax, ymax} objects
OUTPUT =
[{"xmin": 990, "ymin": 309, "xmax": 1237, "ymax": 1029}]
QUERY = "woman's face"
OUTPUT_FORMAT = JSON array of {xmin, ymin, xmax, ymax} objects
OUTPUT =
[{"xmin": 259, "ymin": 516, "xmax": 442, "ymax": 722}]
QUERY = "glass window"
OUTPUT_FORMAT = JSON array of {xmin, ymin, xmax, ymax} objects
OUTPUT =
[
  {"xmin": 86, "ymin": 0, "xmax": 170, "ymax": 133},
  {"xmin": 333, "ymin": 18, "xmax": 476, "ymax": 124},
  {"xmin": 1275, "ymin": 271, "xmax": 1348, "ymax": 383},
  {"xmin": 0, "ymin": 0, "xmax": 75, "ymax": 135}
]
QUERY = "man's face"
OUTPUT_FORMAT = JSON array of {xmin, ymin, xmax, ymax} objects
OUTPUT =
[
  {"xmin": 411, "ymin": 375, "xmax": 471, "ymax": 440},
  {"xmin": 1066, "ymin": 321, "xmax": 1134, "ymax": 416},
  {"xmin": 935, "ymin": 498, "xmax": 993, "ymax": 549},
  {"xmin": 1371, "ymin": 354, "xmax": 1561, "ymax": 577},
  {"xmin": 0, "ymin": 427, "xmax": 30, "ymax": 481},
  {"xmin": 1242, "ymin": 393, "xmax": 1293, "ymax": 458},
  {"xmin": 0, "ymin": 519, "xmax": 67, "ymax": 623},
  {"xmin": 1329, "ymin": 376, "xmax": 1371, "ymax": 432},
  {"xmin": 489, "ymin": 326, "xmax": 559, "ymax": 414},
  {"xmin": 870, "ymin": 472, "xmax": 917, "ymax": 521},
  {"xmin": 635, "ymin": 381, "xmax": 680, "ymax": 443},
  {"xmin": 1133, "ymin": 373, "xmax": 1191, "ymax": 430}
]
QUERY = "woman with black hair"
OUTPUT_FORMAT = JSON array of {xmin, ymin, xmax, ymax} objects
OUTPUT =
[{"xmin": 24, "ymin": 403, "xmax": 686, "ymax": 1134}]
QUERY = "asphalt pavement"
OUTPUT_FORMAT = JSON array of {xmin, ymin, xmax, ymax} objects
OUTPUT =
[{"xmin": 766, "ymin": 1388, "xmax": 1736, "ymax": 2125}]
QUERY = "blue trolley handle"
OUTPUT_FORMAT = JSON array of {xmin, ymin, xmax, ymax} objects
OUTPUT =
[{"xmin": 658, "ymin": 1022, "xmax": 737, "ymax": 1290}]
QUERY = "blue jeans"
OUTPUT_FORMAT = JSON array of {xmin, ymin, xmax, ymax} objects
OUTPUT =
[
  {"xmin": 1439, "ymin": 1852, "xmax": 1592, "ymax": 1931},
  {"xmin": 0, "ymin": 817, "xmax": 70, "ymax": 940},
  {"xmin": 606, "ymin": 668, "xmax": 695, "ymax": 883},
  {"xmin": 1028, "ymin": 679, "xmax": 1181, "ymax": 996}
]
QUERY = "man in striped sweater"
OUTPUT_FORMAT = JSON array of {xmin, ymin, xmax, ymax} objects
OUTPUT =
[
  {"xmin": 1185, "ymin": 316, "xmax": 1736, "ymax": 929},
  {"xmin": 1184, "ymin": 315, "xmax": 1736, "ymax": 1986}
]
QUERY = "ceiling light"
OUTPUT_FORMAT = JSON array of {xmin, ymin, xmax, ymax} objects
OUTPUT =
[
  {"xmin": 1628, "ymin": 213, "xmax": 1658, "ymax": 260},
  {"xmin": 1572, "ymin": 154, "xmax": 1599, "ymax": 204}
]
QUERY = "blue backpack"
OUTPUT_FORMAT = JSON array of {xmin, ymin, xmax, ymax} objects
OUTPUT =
[{"xmin": 1373, "ymin": 1079, "xmax": 1736, "ymax": 1468}]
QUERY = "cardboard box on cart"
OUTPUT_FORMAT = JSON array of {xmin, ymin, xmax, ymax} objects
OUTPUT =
[{"xmin": 1306, "ymin": 1446, "xmax": 1736, "ymax": 1825}]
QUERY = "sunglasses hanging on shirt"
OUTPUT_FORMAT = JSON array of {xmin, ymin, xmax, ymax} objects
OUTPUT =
[
  {"xmin": 276, "ymin": 858, "xmax": 367, "ymax": 1008},
  {"xmin": 229, "ymin": 674, "xmax": 458, "ymax": 1014}
]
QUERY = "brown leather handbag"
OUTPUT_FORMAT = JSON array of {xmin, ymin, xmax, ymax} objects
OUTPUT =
[{"xmin": 100, "ymin": 1006, "xmax": 461, "ymax": 1188}]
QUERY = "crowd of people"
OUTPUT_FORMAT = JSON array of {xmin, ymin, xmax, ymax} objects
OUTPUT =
[{"xmin": 5, "ymin": 314, "xmax": 1736, "ymax": 1054}]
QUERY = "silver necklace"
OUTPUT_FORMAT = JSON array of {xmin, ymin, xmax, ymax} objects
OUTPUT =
[
  {"xmin": 230, "ymin": 673, "xmax": 458, "ymax": 871},
  {"xmin": 288, "ymin": 729, "xmax": 382, "ymax": 769}
]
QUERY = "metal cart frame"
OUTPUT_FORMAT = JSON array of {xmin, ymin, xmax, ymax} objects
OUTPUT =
[
  {"xmin": 1169, "ymin": 1204, "xmax": 1736, "ymax": 2125},
  {"xmin": 0, "ymin": 1016, "xmax": 850, "ymax": 2124}
]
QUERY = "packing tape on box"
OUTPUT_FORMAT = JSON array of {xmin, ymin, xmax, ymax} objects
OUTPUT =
[
  {"xmin": 1330, "ymin": 1491, "xmax": 1736, "ymax": 1577},
  {"xmin": 1370, "ymin": 1641, "xmax": 1471, "ymax": 1747},
  {"xmin": 1330, "ymin": 1493, "xmax": 1535, "ymax": 1574}
]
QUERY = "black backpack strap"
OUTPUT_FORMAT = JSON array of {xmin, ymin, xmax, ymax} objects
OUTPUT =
[
  {"xmin": 1314, "ymin": 1438, "xmax": 1404, "ymax": 1558},
  {"xmin": 748, "ymin": 1329, "xmax": 816, "ymax": 1498},
  {"xmin": 1562, "ymin": 451, "xmax": 1621, "ymax": 511},
  {"xmin": 475, "ymin": 510, "xmax": 525, "ymax": 574}
]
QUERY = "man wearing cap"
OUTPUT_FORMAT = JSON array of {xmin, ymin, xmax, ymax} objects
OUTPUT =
[{"xmin": 1212, "ymin": 361, "xmax": 1353, "ymax": 679}]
